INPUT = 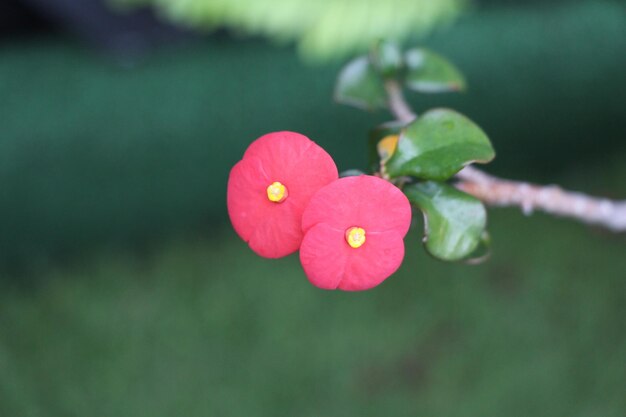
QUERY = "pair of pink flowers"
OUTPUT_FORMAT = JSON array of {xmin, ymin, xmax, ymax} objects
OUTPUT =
[{"xmin": 227, "ymin": 131, "xmax": 411, "ymax": 291}]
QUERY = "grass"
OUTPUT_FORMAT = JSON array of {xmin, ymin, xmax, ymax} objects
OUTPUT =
[{"xmin": 1, "ymin": 208, "xmax": 624, "ymax": 417}]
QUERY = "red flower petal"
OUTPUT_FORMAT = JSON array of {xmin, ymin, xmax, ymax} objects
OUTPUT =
[
  {"xmin": 299, "ymin": 224, "xmax": 348, "ymax": 290},
  {"xmin": 340, "ymin": 230, "xmax": 405, "ymax": 291},
  {"xmin": 299, "ymin": 175, "xmax": 411, "ymax": 291},
  {"xmin": 302, "ymin": 175, "xmax": 412, "ymax": 236},
  {"xmin": 227, "ymin": 132, "xmax": 338, "ymax": 258},
  {"xmin": 243, "ymin": 131, "xmax": 312, "ymax": 168},
  {"xmin": 300, "ymin": 223, "xmax": 406, "ymax": 291}
]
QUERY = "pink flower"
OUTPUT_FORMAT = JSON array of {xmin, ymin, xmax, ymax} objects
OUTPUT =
[
  {"xmin": 227, "ymin": 131, "xmax": 338, "ymax": 258},
  {"xmin": 300, "ymin": 175, "xmax": 412, "ymax": 291}
]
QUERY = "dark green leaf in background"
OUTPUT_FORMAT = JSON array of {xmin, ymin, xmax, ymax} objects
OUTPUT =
[
  {"xmin": 386, "ymin": 109, "xmax": 495, "ymax": 180},
  {"xmin": 369, "ymin": 40, "xmax": 404, "ymax": 78},
  {"xmin": 404, "ymin": 48, "xmax": 466, "ymax": 93},
  {"xmin": 405, "ymin": 181, "xmax": 487, "ymax": 261},
  {"xmin": 334, "ymin": 56, "xmax": 387, "ymax": 111}
]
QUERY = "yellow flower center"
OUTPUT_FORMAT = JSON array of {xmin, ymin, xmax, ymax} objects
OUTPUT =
[
  {"xmin": 266, "ymin": 181, "xmax": 288, "ymax": 203},
  {"xmin": 345, "ymin": 226, "xmax": 366, "ymax": 248}
]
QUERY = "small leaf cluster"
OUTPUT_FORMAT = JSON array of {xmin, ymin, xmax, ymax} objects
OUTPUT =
[
  {"xmin": 335, "ymin": 40, "xmax": 466, "ymax": 110},
  {"xmin": 336, "ymin": 41, "xmax": 495, "ymax": 263}
]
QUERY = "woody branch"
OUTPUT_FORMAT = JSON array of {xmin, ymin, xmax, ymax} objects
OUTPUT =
[{"xmin": 384, "ymin": 80, "xmax": 626, "ymax": 232}]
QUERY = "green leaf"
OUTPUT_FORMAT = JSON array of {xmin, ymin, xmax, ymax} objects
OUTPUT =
[
  {"xmin": 404, "ymin": 181, "xmax": 487, "ymax": 261},
  {"xmin": 369, "ymin": 40, "xmax": 404, "ymax": 78},
  {"xmin": 386, "ymin": 109, "xmax": 495, "ymax": 181},
  {"xmin": 404, "ymin": 48, "xmax": 466, "ymax": 93},
  {"xmin": 339, "ymin": 169, "xmax": 366, "ymax": 177},
  {"xmin": 463, "ymin": 231, "xmax": 491, "ymax": 265},
  {"xmin": 334, "ymin": 56, "xmax": 387, "ymax": 111}
]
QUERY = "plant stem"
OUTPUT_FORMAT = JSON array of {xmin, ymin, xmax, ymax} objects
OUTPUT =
[
  {"xmin": 384, "ymin": 80, "xmax": 416, "ymax": 123},
  {"xmin": 383, "ymin": 80, "xmax": 626, "ymax": 232}
]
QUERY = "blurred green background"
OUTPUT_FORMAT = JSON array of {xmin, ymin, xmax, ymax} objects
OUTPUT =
[{"xmin": 0, "ymin": 0, "xmax": 625, "ymax": 416}]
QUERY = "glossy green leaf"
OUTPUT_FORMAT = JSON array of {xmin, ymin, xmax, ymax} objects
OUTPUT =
[
  {"xmin": 463, "ymin": 231, "xmax": 491, "ymax": 265},
  {"xmin": 369, "ymin": 40, "xmax": 404, "ymax": 78},
  {"xmin": 334, "ymin": 56, "xmax": 387, "ymax": 111},
  {"xmin": 386, "ymin": 109, "xmax": 495, "ymax": 181},
  {"xmin": 404, "ymin": 48, "xmax": 466, "ymax": 93},
  {"xmin": 405, "ymin": 181, "xmax": 487, "ymax": 261}
]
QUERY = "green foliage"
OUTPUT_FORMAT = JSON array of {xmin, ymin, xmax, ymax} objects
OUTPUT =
[
  {"xmin": 336, "ymin": 41, "xmax": 495, "ymax": 264},
  {"xmin": 369, "ymin": 40, "xmax": 403, "ymax": 78},
  {"xmin": 335, "ymin": 44, "xmax": 467, "ymax": 112},
  {"xmin": 108, "ymin": 0, "xmax": 466, "ymax": 61},
  {"xmin": 404, "ymin": 182, "xmax": 487, "ymax": 261},
  {"xmin": 335, "ymin": 44, "xmax": 467, "ymax": 114},
  {"xmin": 404, "ymin": 48, "xmax": 466, "ymax": 93},
  {"xmin": 334, "ymin": 56, "xmax": 387, "ymax": 110},
  {"xmin": 386, "ymin": 109, "xmax": 495, "ymax": 181}
]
